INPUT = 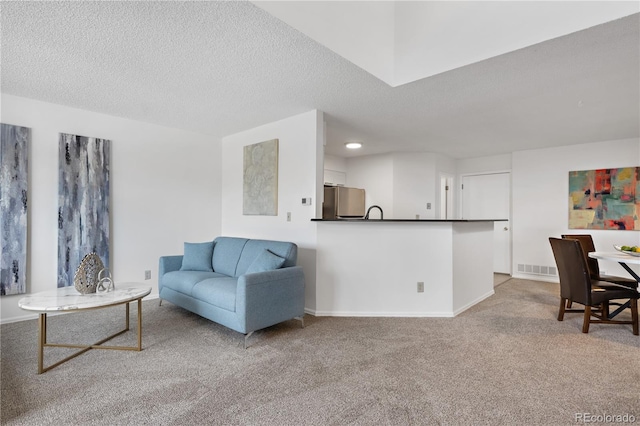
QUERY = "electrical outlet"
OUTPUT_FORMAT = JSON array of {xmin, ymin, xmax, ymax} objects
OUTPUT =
[
  {"xmin": 426, "ymin": 203, "xmax": 431, "ymax": 210},
  {"xmin": 145, "ymin": 270, "xmax": 151, "ymax": 280},
  {"xmin": 417, "ymin": 282, "xmax": 424, "ymax": 293},
  {"xmin": 287, "ymin": 212, "xmax": 291, "ymax": 222}
]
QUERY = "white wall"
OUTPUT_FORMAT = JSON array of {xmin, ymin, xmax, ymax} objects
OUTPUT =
[
  {"xmin": 346, "ymin": 153, "xmax": 394, "ymax": 218},
  {"xmin": 0, "ymin": 94, "xmax": 221, "ymax": 323},
  {"xmin": 457, "ymin": 154, "xmax": 511, "ymax": 175},
  {"xmin": 512, "ymin": 138, "xmax": 640, "ymax": 281},
  {"xmin": 220, "ymin": 110, "xmax": 323, "ymax": 311},
  {"xmin": 393, "ymin": 2, "xmax": 638, "ymax": 86},
  {"xmin": 345, "ymin": 152, "xmax": 459, "ymax": 219},
  {"xmin": 392, "ymin": 152, "xmax": 437, "ymax": 219},
  {"xmin": 324, "ymin": 154, "xmax": 347, "ymax": 174},
  {"xmin": 254, "ymin": 1, "xmax": 396, "ymax": 85}
]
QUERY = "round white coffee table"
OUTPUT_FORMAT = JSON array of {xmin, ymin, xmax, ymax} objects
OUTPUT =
[{"xmin": 18, "ymin": 284, "xmax": 151, "ymax": 374}]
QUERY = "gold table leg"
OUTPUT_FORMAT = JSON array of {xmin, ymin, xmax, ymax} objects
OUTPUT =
[
  {"xmin": 137, "ymin": 298, "xmax": 142, "ymax": 350},
  {"xmin": 36, "ymin": 298, "xmax": 144, "ymax": 374},
  {"xmin": 38, "ymin": 313, "xmax": 46, "ymax": 374}
]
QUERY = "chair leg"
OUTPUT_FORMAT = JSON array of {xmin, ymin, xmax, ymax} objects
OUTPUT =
[
  {"xmin": 631, "ymin": 299, "xmax": 639, "ymax": 336},
  {"xmin": 244, "ymin": 331, "xmax": 254, "ymax": 349},
  {"xmin": 566, "ymin": 300, "xmax": 573, "ymax": 309},
  {"xmin": 582, "ymin": 305, "xmax": 591, "ymax": 333},
  {"xmin": 558, "ymin": 298, "xmax": 567, "ymax": 321},
  {"xmin": 602, "ymin": 301, "xmax": 609, "ymax": 319}
]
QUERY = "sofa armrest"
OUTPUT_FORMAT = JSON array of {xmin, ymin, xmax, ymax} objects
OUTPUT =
[
  {"xmin": 158, "ymin": 255, "xmax": 183, "ymax": 292},
  {"xmin": 236, "ymin": 266, "xmax": 305, "ymax": 333}
]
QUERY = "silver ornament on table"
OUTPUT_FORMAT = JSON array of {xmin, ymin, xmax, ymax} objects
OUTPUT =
[{"xmin": 96, "ymin": 268, "xmax": 115, "ymax": 293}]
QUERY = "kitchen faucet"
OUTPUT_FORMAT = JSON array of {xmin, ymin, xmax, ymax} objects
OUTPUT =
[{"xmin": 364, "ymin": 205, "xmax": 383, "ymax": 220}]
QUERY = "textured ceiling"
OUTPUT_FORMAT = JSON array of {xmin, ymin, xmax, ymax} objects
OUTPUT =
[{"xmin": 1, "ymin": 1, "xmax": 639, "ymax": 159}]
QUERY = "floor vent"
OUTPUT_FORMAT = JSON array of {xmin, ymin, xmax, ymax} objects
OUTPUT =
[{"xmin": 517, "ymin": 264, "xmax": 556, "ymax": 276}]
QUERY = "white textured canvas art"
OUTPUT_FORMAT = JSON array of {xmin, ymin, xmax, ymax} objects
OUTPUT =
[
  {"xmin": 58, "ymin": 133, "xmax": 110, "ymax": 288},
  {"xmin": 0, "ymin": 123, "xmax": 30, "ymax": 295},
  {"xmin": 243, "ymin": 139, "xmax": 278, "ymax": 215}
]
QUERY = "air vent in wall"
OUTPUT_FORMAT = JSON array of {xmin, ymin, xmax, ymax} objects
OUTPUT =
[{"xmin": 517, "ymin": 264, "xmax": 557, "ymax": 276}]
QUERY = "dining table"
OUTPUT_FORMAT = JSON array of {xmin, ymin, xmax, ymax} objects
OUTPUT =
[
  {"xmin": 589, "ymin": 251, "xmax": 640, "ymax": 285},
  {"xmin": 589, "ymin": 251, "xmax": 640, "ymax": 319}
]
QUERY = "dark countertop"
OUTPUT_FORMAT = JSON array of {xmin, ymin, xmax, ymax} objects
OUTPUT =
[{"xmin": 312, "ymin": 218, "xmax": 507, "ymax": 222}]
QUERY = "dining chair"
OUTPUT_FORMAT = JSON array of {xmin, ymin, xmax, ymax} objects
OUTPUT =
[
  {"xmin": 549, "ymin": 237, "xmax": 638, "ymax": 335},
  {"xmin": 561, "ymin": 234, "xmax": 638, "ymax": 288}
]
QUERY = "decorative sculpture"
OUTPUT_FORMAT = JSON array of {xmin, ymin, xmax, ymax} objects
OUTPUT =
[
  {"xmin": 96, "ymin": 268, "xmax": 115, "ymax": 293},
  {"xmin": 73, "ymin": 252, "xmax": 104, "ymax": 294}
]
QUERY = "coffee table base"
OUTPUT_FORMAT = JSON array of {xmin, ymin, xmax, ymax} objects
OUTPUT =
[{"xmin": 37, "ymin": 299, "xmax": 143, "ymax": 374}]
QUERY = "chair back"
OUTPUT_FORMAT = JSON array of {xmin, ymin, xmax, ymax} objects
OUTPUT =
[
  {"xmin": 561, "ymin": 234, "xmax": 600, "ymax": 280},
  {"xmin": 549, "ymin": 237, "xmax": 592, "ymax": 306}
]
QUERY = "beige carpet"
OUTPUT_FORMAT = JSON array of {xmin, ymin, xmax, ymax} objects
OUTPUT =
[{"xmin": 1, "ymin": 278, "xmax": 639, "ymax": 425}]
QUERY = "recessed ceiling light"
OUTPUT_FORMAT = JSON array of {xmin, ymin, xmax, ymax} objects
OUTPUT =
[{"xmin": 345, "ymin": 142, "xmax": 362, "ymax": 149}]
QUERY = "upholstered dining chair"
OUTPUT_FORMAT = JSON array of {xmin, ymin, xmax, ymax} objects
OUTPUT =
[
  {"xmin": 561, "ymin": 234, "xmax": 638, "ymax": 288},
  {"xmin": 549, "ymin": 237, "xmax": 638, "ymax": 335}
]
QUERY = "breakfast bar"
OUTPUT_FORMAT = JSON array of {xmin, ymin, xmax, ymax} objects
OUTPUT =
[{"xmin": 311, "ymin": 219, "xmax": 500, "ymax": 317}]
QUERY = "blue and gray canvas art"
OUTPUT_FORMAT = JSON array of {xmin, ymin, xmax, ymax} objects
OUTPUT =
[
  {"xmin": 0, "ymin": 123, "xmax": 30, "ymax": 296},
  {"xmin": 58, "ymin": 133, "xmax": 110, "ymax": 288}
]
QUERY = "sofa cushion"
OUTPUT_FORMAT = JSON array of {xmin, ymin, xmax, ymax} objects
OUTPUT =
[
  {"xmin": 180, "ymin": 241, "xmax": 214, "ymax": 272},
  {"xmin": 192, "ymin": 277, "xmax": 238, "ymax": 312},
  {"xmin": 212, "ymin": 237, "xmax": 248, "ymax": 276},
  {"xmin": 235, "ymin": 239, "xmax": 297, "ymax": 276},
  {"xmin": 162, "ymin": 271, "xmax": 225, "ymax": 296},
  {"xmin": 245, "ymin": 249, "xmax": 285, "ymax": 274}
]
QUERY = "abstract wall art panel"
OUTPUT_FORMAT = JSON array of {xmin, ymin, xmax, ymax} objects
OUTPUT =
[
  {"xmin": 569, "ymin": 167, "xmax": 639, "ymax": 230},
  {"xmin": 243, "ymin": 138, "xmax": 278, "ymax": 216},
  {"xmin": 58, "ymin": 133, "xmax": 110, "ymax": 288},
  {"xmin": 0, "ymin": 123, "xmax": 30, "ymax": 295}
]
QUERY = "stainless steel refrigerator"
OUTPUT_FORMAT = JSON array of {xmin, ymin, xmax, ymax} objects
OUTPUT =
[{"xmin": 323, "ymin": 186, "xmax": 365, "ymax": 219}]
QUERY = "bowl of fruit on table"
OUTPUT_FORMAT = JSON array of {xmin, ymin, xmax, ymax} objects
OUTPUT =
[{"xmin": 614, "ymin": 245, "xmax": 640, "ymax": 257}]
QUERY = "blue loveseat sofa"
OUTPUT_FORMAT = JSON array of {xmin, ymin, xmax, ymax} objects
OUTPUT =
[{"xmin": 159, "ymin": 236, "xmax": 305, "ymax": 345}]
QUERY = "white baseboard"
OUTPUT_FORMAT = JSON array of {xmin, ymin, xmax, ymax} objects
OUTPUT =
[
  {"xmin": 452, "ymin": 290, "xmax": 495, "ymax": 316},
  {"xmin": 305, "ymin": 290, "xmax": 497, "ymax": 318},
  {"xmin": 304, "ymin": 308, "xmax": 455, "ymax": 318},
  {"xmin": 511, "ymin": 272, "xmax": 559, "ymax": 283}
]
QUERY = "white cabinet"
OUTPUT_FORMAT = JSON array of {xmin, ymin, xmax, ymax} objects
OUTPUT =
[{"xmin": 324, "ymin": 169, "xmax": 346, "ymax": 186}]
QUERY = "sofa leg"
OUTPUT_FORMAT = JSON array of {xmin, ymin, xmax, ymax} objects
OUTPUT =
[
  {"xmin": 244, "ymin": 331, "xmax": 254, "ymax": 350},
  {"xmin": 295, "ymin": 316, "xmax": 305, "ymax": 328},
  {"xmin": 159, "ymin": 299, "xmax": 162, "ymax": 307}
]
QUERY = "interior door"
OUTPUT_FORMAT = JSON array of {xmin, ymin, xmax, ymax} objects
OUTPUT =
[{"xmin": 462, "ymin": 172, "xmax": 511, "ymax": 274}]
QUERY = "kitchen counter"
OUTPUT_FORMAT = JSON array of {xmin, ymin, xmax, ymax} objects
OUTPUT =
[{"xmin": 311, "ymin": 219, "xmax": 498, "ymax": 317}]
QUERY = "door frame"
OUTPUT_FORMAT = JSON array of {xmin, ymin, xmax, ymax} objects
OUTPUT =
[
  {"xmin": 438, "ymin": 172, "xmax": 455, "ymax": 219},
  {"xmin": 459, "ymin": 170, "xmax": 512, "ymax": 275}
]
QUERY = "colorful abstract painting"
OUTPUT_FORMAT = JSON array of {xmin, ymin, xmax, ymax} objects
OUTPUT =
[
  {"xmin": 243, "ymin": 139, "xmax": 278, "ymax": 215},
  {"xmin": 58, "ymin": 133, "xmax": 110, "ymax": 288},
  {"xmin": 0, "ymin": 123, "xmax": 30, "ymax": 295},
  {"xmin": 569, "ymin": 167, "xmax": 639, "ymax": 230}
]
